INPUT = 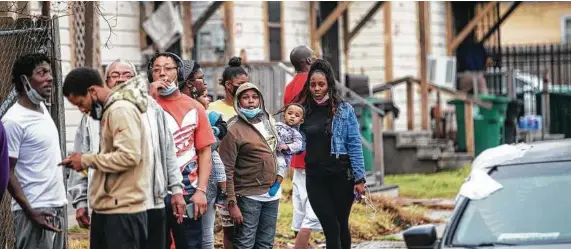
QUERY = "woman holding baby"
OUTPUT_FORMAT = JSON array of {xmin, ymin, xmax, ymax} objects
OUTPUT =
[{"xmin": 291, "ymin": 59, "xmax": 367, "ymax": 249}]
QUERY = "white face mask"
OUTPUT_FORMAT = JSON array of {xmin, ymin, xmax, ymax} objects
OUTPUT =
[{"xmin": 22, "ymin": 76, "xmax": 46, "ymax": 105}]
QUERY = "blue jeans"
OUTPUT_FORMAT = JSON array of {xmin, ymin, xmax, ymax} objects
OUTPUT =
[
  {"xmin": 201, "ymin": 200, "xmax": 216, "ymax": 249},
  {"xmin": 165, "ymin": 194, "xmax": 202, "ymax": 249},
  {"xmin": 234, "ymin": 197, "xmax": 279, "ymax": 249}
]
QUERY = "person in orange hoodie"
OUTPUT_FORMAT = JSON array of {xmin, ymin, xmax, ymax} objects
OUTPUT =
[{"xmin": 283, "ymin": 46, "xmax": 323, "ymax": 249}]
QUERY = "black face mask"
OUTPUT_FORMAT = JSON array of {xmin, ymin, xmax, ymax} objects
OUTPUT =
[
  {"xmin": 231, "ymin": 86, "xmax": 239, "ymax": 96},
  {"xmin": 227, "ymin": 84, "xmax": 239, "ymax": 97},
  {"xmin": 90, "ymin": 95, "xmax": 103, "ymax": 120}
]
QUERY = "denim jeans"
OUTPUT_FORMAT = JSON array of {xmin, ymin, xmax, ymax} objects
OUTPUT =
[
  {"xmin": 234, "ymin": 197, "xmax": 279, "ymax": 249},
  {"xmin": 165, "ymin": 194, "xmax": 202, "ymax": 249},
  {"xmin": 201, "ymin": 200, "xmax": 216, "ymax": 249}
]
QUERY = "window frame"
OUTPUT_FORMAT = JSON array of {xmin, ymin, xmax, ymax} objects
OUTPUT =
[
  {"xmin": 560, "ymin": 14, "xmax": 571, "ymax": 43},
  {"xmin": 264, "ymin": 1, "xmax": 285, "ymax": 61}
]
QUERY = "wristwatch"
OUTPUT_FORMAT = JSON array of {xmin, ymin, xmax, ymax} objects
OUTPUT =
[{"xmin": 355, "ymin": 178, "xmax": 366, "ymax": 185}]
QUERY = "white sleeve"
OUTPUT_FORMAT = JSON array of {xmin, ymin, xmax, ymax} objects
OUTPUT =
[{"xmin": 2, "ymin": 118, "xmax": 23, "ymax": 158}]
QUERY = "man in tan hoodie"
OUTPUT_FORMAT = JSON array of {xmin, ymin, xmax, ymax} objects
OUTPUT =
[{"xmin": 61, "ymin": 67, "xmax": 150, "ymax": 249}]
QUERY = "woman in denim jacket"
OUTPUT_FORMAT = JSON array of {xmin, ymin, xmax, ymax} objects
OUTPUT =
[{"xmin": 291, "ymin": 59, "xmax": 366, "ymax": 249}]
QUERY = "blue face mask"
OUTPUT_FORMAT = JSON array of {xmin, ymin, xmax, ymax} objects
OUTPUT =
[
  {"xmin": 158, "ymin": 81, "xmax": 177, "ymax": 96},
  {"xmin": 22, "ymin": 76, "xmax": 46, "ymax": 105},
  {"xmin": 239, "ymin": 107, "xmax": 261, "ymax": 118}
]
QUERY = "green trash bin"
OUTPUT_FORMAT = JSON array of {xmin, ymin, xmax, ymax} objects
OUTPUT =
[
  {"xmin": 354, "ymin": 97, "xmax": 390, "ymax": 172},
  {"xmin": 449, "ymin": 95, "xmax": 510, "ymax": 156},
  {"xmin": 356, "ymin": 97, "xmax": 382, "ymax": 172},
  {"xmin": 360, "ymin": 106, "xmax": 374, "ymax": 172}
]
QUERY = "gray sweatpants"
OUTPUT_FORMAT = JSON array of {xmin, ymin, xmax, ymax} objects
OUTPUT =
[{"xmin": 13, "ymin": 206, "xmax": 65, "ymax": 249}]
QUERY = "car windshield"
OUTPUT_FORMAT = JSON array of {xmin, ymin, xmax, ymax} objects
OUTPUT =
[{"xmin": 452, "ymin": 161, "xmax": 571, "ymax": 246}]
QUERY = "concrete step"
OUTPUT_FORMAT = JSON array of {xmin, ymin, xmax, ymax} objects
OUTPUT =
[
  {"xmin": 416, "ymin": 139, "xmax": 455, "ymax": 160},
  {"xmin": 368, "ymin": 184, "xmax": 399, "ymax": 198},
  {"xmin": 390, "ymin": 131, "xmax": 433, "ymax": 149},
  {"xmin": 365, "ymin": 174, "xmax": 378, "ymax": 188},
  {"xmin": 383, "ymin": 133, "xmax": 439, "ymax": 174},
  {"xmin": 416, "ymin": 144, "xmax": 442, "ymax": 160},
  {"xmin": 437, "ymin": 152, "xmax": 473, "ymax": 170}
]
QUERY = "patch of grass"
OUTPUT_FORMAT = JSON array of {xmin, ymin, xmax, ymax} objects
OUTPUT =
[
  {"xmin": 69, "ymin": 178, "xmax": 434, "ymax": 248},
  {"xmin": 378, "ymin": 235, "xmax": 403, "ymax": 241},
  {"xmin": 68, "ymin": 225, "xmax": 88, "ymax": 233},
  {"xmin": 69, "ymin": 239, "xmax": 89, "ymax": 249},
  {"xmin": 275, "ymin": 179, "xmax": 433, "ymax": 245},
  {"xmin": 384, "ymin": 165, "xmax": 471, "ymax": 199}
]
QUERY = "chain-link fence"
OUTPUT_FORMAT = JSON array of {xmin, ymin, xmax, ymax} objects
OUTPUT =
[{"xmin": 0, "ymin": 14, "xmax": 66, "ymax": 248}]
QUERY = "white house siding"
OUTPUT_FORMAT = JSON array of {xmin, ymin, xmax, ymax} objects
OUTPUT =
[
  {"xmin": 388, "ymin": 1, "xmax": 419, "ymax": 130},
  {"xmin": 359, "ymin": 1, "xmax": 449, "ymax": 131},
  {"xmin": 233, "ymin": 2, "xmax": 265, "ymax": 61},
  {"xmin": 428, "ymin": 2, "xmax": 455, "ymax": 117},
  {"xmin": 98, "ymin": 1, "xmax": 142, "ymax": 65},
  {"xmin": 33, "ymin": 1, "xmax": 141, "ymax": 153},
  {"xmin": 283, "ymin": 1, "xmax": 310, "ymax": 61},
  {"xmin": 345, "ymin": 1, "xmax": 385, "ymax": 86}
]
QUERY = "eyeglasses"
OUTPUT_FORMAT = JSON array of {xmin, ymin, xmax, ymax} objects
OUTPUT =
[
  {"xmin": 152, "ymin": 66, "xmax": 177, "ymax": 74},
  {"xmin": 108, "ymin": 72, "xmax": 134, "ymax": 80}
]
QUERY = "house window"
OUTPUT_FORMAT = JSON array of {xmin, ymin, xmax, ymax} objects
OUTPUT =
[
  {"xmin": 562, "ymin": 15, "xmax": 571, "ymax": 43},
  {"xmin": 266, "ymin": 2, "xmax": 283, "ymax": 61}
]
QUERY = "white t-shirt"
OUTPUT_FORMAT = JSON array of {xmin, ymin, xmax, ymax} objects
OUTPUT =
[
  {"xmin": 246, "ymin": 122, "xmax": 281, "ymax": 202},
  {"xmin": 2, "ymin": 102, "xmax": 67, "ymax": 210}
]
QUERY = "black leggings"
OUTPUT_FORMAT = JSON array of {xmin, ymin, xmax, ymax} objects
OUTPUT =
[{"xmin": 306, "ymin": 168, "xmax": 354, "ymax": 249}]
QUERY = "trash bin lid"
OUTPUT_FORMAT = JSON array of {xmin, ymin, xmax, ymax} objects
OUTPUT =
[
  {"xmin": 448, "ymin": 99, "xmax": 464, "ymax": 105},
  {"xmin": 478, "ymin": 94, "xmax": 510, "ymax": 103}
]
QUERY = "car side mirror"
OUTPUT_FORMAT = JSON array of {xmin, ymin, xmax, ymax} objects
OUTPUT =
[{"xmin": 403, "ymin": 224, "xmax": 437, "ymax": 249}]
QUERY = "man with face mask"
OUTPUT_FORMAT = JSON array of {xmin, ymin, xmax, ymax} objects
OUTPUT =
[
  {"xmin": 67, "ymin": 59, "xmax": 186, "ymax": 249},
  {"xmin": 62, "ymin": 67, "xmax": 150, "ymax": 249},
  {"xmin": 2, "ymin": 53, "xmax": 67, "ymax": 249},
  {"xmin": 149, "ymin": 53, "xmax": 215, "ymax": 249}
]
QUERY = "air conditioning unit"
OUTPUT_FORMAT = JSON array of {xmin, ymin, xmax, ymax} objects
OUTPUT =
[{"xmin": 427, "ymin": 55, "xmax": 456, "ymax": 91}]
